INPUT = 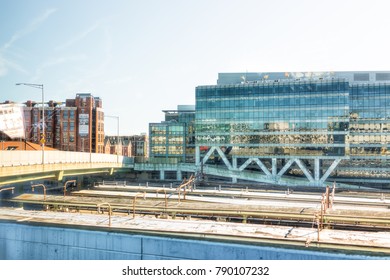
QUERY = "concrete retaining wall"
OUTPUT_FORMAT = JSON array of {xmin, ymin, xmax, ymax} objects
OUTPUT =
[{"xmin": 0, "ymin": 222, "xmax": 385, "ymax": 260}]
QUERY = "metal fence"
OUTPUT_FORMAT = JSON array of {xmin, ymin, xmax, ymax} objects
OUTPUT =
[{"xmin": 0, "ymin": 151, "xmax": 134, "ymax": 167}]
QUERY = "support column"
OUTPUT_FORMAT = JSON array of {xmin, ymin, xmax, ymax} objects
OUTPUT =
[
  {"xmin": 160, "ymin": 170, "xmax": 165, "ymax": 180},
  {"xmin": 314, "ymin": 158, "xmax": 320, "ymax": 186},
  {"xmin": 77, "ymin": 175, "xmax": 84, "ymax": 190},
  {"xmin": 233, "ymin": 157, "xmax": 237, "ymax": 170},
  {"xmin": 56, "ymin": 170, "xmax": 64, "ymax": 181},
  {"xmin": 272, "ymin": 158, "xmax": 277, "ymax": 181},
  {"xmin": 57, "ymin": 181, "xmax": 63, "ymax": 192},
  {"xmin": 195, "ymin": 146, "xmax": 200, "ymax": 166},
  {"xmin": 176, "ymin": 170, "xmax": 182, "ymax": 181},
  {"xmin": 232, "ymin": 176, "xmax": 237, "ymax": 183}
]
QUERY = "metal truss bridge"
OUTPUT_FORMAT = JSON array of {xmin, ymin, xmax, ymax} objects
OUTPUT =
[{"xmin": 0, "ymin": 150, "xmax": 363, "ymax": 188}]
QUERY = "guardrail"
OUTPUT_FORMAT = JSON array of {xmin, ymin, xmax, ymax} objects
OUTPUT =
[{"xmin": 0, "ymin": 151, "xmax": 134, "ymax": 167}]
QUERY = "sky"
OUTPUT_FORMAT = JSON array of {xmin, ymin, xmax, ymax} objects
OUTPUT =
[{"xmin": 1, "ymin": 0, "xmax": 390, "ymax": 135}]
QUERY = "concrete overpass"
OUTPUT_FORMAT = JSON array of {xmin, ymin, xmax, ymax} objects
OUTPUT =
[
  {"xmin": 1, "ymin": 150, "xmax": 352, "ymax": 188},
  {"xmin": 0, "ymin": 151, "xmax": 134, "ymax": 186}
]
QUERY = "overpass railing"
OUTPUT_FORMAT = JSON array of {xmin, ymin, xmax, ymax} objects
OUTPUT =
[{"xmin": 0, "ymin": 151, "xmax": 134, "ymax": 167}]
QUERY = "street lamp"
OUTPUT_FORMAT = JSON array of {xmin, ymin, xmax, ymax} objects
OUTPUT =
[
  {"xmin": 105, "ymin": 115, "xmax": 120, "ymax": 163},
  {"xmin": 16, "ymin": 83, "xmax": 45, "ymax": 165}
]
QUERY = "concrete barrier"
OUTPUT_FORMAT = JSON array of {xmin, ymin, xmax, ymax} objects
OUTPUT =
[
  {"xmin": 0, "ymin": 151, "xmax": 133, "ymax": 167},
  {"xmin": 0, "ymin": 222, "xmax": 385, "ymax": 260}
]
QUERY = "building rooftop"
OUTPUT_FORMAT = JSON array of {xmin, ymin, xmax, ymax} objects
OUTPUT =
[
  {"xmin": 0, "ymin": 141, "xmax": 57, "ymax": 151},
  {"xmin": 216, "ymin": 71, "xmax": 390, "ymax": 85}
]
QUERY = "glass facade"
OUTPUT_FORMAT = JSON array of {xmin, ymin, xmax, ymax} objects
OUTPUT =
[
  {"xmin": 146, "ymin": 72, "xmax": 390, "ymax": 185},
  {"xmin": 349, "ymin": 84, "xmax": 390, "ymax": 157},
  {"xmin": 340, "ymin": 84, "xmax": 390, "ymax": 180},
  {"xmin": 195, "ymin": 75, "xmax": 390, "ymax": 184},
  {"xmin": 150, "ymin": 123, "xmax": 185, "ymax": 158},
  {"xmin": 196, "ymin": 80, "xmax": 349, "ymax": 157},
  {"xmin": 149, "ymin": 106, "xmax": 195, "ymax": 162}
]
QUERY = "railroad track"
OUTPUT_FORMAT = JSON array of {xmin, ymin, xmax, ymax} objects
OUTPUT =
[
  {"xmin": 8, "ymin": 192, "xmax": 390, "ymax": 232},
  {"xmin": 87, "ymin": 185, "xmax": 390, "ymax": 210}
]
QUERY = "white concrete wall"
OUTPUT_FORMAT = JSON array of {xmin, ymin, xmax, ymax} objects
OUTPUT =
[
  {"xmin": 0, "ymin": 151, "xmax": 133, "ymax": 167},
  {"xmin": 0, "ymin": 222, "xmax": 385, "ymax": 260}
]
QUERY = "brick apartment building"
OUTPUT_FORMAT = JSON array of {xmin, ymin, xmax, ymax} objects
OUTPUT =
[
  {"xmin": 1, "ymin": 93, "xmax": 104, "ymax": 153},
  {"xmin": 104, "ymin": 135, "xmax": 148, "ymax": 158}
]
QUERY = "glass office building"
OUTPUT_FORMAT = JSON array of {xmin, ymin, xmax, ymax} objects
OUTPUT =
[
  {"xmin": 149, "ymin": 105, "xmax": 195, "ymax": 162},
  {"xmin": 196, "ymin": 80, "xmax": 349, "ymax": 157},
  {"xmin": 195, "ymin": 72, "xmax": 390, "ymax": 186}
]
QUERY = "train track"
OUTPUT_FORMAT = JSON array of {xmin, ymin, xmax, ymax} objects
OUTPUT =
[
  {"xmin": 8, "ymin": 190, "xmax": 390, "ymax": 232},
  {"xmin": 90, "ymin": 185, "xmax": 390, "ymax": 209}
]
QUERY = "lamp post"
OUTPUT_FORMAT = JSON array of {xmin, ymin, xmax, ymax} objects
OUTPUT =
[
  {"xmin": 105, "ymin": 115, "xmax": 120, "ymax": 163},
  {"xmin": 16, "ymin": 83, "xmax": 45, "ymax": 165}
]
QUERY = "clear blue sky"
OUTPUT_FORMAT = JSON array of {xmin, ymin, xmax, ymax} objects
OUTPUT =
[{"xmin": 1, "ymin": 0, "xmax": 390, "ymax": 135}]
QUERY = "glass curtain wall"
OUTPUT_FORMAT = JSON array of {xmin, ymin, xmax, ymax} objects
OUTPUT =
[
  {"xmin": 341, "ymin": 83, "xmax": 390, "ymax": 179},
  {"xmin": 195, "ymin": 80, "xmax": 350, "ymax": 158},
  {"xmin": 149, "ymin": 123, "xmax": 186, "ymax": 161}
]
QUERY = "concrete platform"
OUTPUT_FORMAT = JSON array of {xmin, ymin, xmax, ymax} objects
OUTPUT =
[{"xmin": 0, "ymin": 207, "xmax": 390, "ymax": 256}]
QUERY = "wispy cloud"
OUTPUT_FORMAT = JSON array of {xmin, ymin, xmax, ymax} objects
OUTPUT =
[
  {"xmin": 67, "ymin": 26, "xmax": 113, "ymax": 83},
  {"xmin": 3, "ymin": 57, "xmax": 29, "ymax": 75},
  {"xmin": 43, "ymin": 21, "xmax": 114, "ymax": 93},
  {"xmin": 0, "ymin": 8, "xmax": 57, "ymax": 77},
  {"xmin": 104, "ymin": 76, "xmax": 133, "ymax": 86},
  {"xmin": 96, "ymin": 26, "xmax": 113, "ymax": 74},
  {"xmin": 2, "ymin": 8, "xmax": 57, "ymax": 51},
  {"xmin": 0, "ymin": 57, "xmax": 7, "ymax": 76},
  {"xmin": 0, "ymin": 52, "xmax": 29, "ymax": 77},
  {"xmin": 31, "ymin": 54, "xmax": 87, "ymax": 82},
  {"xmin": 55, "ymin": 21, "xmax": 102, "ymax": 51}
]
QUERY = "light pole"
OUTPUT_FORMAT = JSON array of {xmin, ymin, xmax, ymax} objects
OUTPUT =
[
  {"xmin": 105, "ymin": 115, "xmax": 120, "ymax": 163},
  {"xmin": 16, "ymin": 83, "xmax": 45, "ymax": 165}
]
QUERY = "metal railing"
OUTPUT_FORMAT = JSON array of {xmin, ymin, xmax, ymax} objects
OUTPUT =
[
  {"xmin": 31, "ymin": 184, "xmax": 47, "ymax": 201},
  {"xmin": 63, "ymin": 180, "xmax": 76, "ymax": 197},
  {"xmin": 97, "ymin": 202, "xmax": 112, "ymax": 227},
  {"xmin": 132, "ymin": 192, "xmax": 146, "ymax": 218},
  {"xmin": 0, "ymin": 187, "xmax": 15, "ymax": 194},
  {"xmin": 156, "ymin": 188, "xmax": 168, "ymax": 209},
  {"xmin": 0, "ymin": 150, "xmax": 134, "ymax": 167},
  {"xmin": 177, "ymin": 175, "xmax": 195, "ymax": 202}
]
